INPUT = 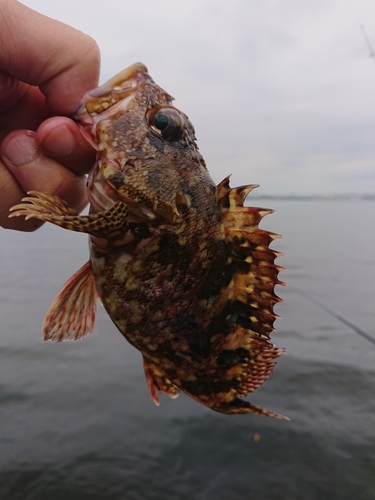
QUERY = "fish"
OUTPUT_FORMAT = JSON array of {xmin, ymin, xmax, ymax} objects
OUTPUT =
[{"xmin": 10, "ymin": 62, "xmax": 287, "ymax": 418}]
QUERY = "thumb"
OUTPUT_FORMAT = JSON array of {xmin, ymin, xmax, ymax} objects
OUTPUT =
[{"xmin": 0, "ymin": 0, "xmax": 100, "ymax": 115}]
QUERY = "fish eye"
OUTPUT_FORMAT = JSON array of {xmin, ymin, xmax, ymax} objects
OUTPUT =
[
  {"xmin": 154, "ymin": 113, "xmax": 169, "ymax": 131},
  {"xmin": 150, "ymin": 108, "xmax": 184, "ymax": 142}
]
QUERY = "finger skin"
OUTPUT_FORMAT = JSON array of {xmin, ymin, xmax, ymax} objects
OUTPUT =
[
  {"xmin": 0, "ymin": 131, "xmax": 88, "ymax": 231},
  {"xmin": 36, "ymin": 117, "xmax": 96, "ymax": 175},
  {"xmin": 0, "ymin": 0, "xmax": 100, "ymax": 232},
  {"xmin": 0, "ymin": 74, "xmax": 50, "ymax": 143},
  {"xmin": 0, "ymin": 0, "xmax": 100, "ymax": 115}
]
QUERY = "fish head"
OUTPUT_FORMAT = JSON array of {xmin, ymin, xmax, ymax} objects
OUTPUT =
[{"xmin": 75, "ymin": 62, "xmax": 208, "ymax": 223}]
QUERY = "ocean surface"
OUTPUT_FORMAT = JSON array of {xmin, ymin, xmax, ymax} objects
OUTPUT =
[{"xmin": 0, "ymin": 200, "xmax": 374, "ymax": 500}]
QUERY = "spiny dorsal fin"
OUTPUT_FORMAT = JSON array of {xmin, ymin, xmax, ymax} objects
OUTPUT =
[
  {"xmin": 219, "ymin": 179, "xmax": 285, "ymax": 339},
  {"xmin": 43, "ymin": 261, "xmax": 97, "ymax": 342},
  {"xmin": 217, "ymin": 176, "xmax": 259, "ymax": 209},
  {"xmin": 213, "ymin": 178, "xmax": 286, "ymax": 417}
]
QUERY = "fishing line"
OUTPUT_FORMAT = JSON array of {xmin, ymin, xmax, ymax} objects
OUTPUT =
[{"xmin": 289, "ymin": 286, "xmax": 375, "ymax": 347}]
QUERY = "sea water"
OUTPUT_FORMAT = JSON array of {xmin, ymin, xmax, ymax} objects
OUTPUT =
[{"xmin": 0, "ymin": 200, "xmax": 374, "ymax": 500}]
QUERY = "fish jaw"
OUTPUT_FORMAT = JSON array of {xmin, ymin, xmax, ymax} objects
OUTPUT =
[{"xmin": 74, "ymin": 63, "xmax": 153, "ymax": 134}]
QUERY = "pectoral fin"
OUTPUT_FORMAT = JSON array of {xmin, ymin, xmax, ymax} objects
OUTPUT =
[
  {"xmin": 43, "ymin": 260, "xmax": 97, "ymax": 342},
  {"xmin": 9, "ymin": 191, "xmax": 128, "ymax": 237}
]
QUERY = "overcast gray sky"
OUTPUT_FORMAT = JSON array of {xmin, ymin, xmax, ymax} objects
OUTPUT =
[{"xmin": 21, "ymin": 0, "xmax": 375, "ymax": 194}]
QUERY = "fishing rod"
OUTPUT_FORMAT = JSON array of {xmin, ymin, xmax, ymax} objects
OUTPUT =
[
  {"xmin": 361, "ymin": 24, "xmax": 375, "ymax": 66},
  {"xmin": 289, "ymin": 286, "xmax": 375, "ymax": 347}
]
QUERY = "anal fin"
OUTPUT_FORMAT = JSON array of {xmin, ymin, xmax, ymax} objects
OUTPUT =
[
  {"xmin": 143, "ymin": 357, "xmax": 180, "ymax": 405},
  {"xmin": 43, "ymin": 260, "xmax": 97, "ymax": 342}
]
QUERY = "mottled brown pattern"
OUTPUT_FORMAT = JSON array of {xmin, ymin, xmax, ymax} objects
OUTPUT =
[{"xmin": 10, "ymin": 63, "xmax": 286, "ymax": 419}]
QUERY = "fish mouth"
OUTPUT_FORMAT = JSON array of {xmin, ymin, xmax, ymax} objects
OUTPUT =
[
  {"xmin": 83, "ymin": 63, "xmax": 152, "ymax": 115},
  {"xmin": 74, "ymin": 63, "xmax": 153, "ymax": 132}
]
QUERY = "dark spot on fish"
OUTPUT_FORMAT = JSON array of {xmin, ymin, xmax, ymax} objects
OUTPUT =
[
  {"xmin": 147, "ymin": 170, "xmax": 160, "ymax": 188},
  {"xmin": 155, "ymin": 341, "xmax": 185, "ymax": 364},
  {"xmin": 178, "ymin": 204, "xmax": 188, "ymax": 215},
  {"xmin": 236, "ymin": 314, "xmax": 253, "ymax": 329},
  {"xmin": 203, "ymin": 303, "xmax": 237, "ymax": 341},
  {"xmin": 217, "ymin": 348, "xmax": 250, "ymax": 368},
  {"xmin": 233, "ymin": 300, "xmax": 255, "ymax": 316},
  {"xmin": 156, "ymin": 233, "xmax": 190, "ymax": 271},
  {"xmin": 183, "ymin": 377, "xmax": 240, "ymax": 396},
  {"xmin": 130, "ymin": 224, "xmax": 152, "ymax": 238},
  {"xmin": 230, "ymin": 255, "xmax": 251, "ymax": 273},
  {"xmin": 197, "ymin": 259, "xmax": 232, "ymax": 300},
  {"xmin": 108, "ymin": 172, "xmax": 125, "ymax": 189},
  {"xmin": 220, "ymin": 195, "xmax": 230, "ymax": 210},
  {"xmin": 146, "ymin": 131, "xmax": 165, "ymax": 153},
  {"xmin": 170, "ymin": 315, "xmax": 211, "ymax": 358}
]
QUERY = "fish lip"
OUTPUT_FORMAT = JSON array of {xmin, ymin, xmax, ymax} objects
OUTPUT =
[
  {"xmin": 74, "ymin": 62, "xmax": 152, "ymax": 131},
  {"xmin": 86, "ymin": 63, "xmax": 152, "ymax": 100}
]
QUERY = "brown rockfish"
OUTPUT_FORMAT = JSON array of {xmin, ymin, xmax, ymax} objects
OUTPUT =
[{"xmin": 10, "ymin": 63, "xmax": 286, "ymax": 418}]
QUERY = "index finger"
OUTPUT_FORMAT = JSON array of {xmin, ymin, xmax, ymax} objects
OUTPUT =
[{"xmin": 0, "ymin": 0, "xmax": 100, "ymax": 115}]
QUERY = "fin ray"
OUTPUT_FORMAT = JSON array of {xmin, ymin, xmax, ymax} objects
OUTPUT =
[
  {"xmin": 143, "ymin": 357, "xmax": 180, "ymax": 405},
  {"xmin": 43, "ymin": 261, "xmax": 97, "ymax": 342},
  {"xmin": 10, "ymin": 191, "xmax": 128, "ymax": 237}
]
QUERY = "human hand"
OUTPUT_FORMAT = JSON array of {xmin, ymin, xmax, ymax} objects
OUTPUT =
[{"xmin": 0, "ymin": 0, "xmax": 100, "ymax": 231}]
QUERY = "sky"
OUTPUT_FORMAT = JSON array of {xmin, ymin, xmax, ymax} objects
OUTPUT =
[{"xmin": 20, "ymin": 0, "xmax": 375, "ymax": 194}]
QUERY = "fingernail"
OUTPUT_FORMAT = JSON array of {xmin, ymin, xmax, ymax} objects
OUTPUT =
[
  {"xmin": 1, "ymin": 131, "xmax": 39, "ymax": 166},
  {"xmin": 42, "ymin": 124, "xmax": 75, "ymax": 157}
]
